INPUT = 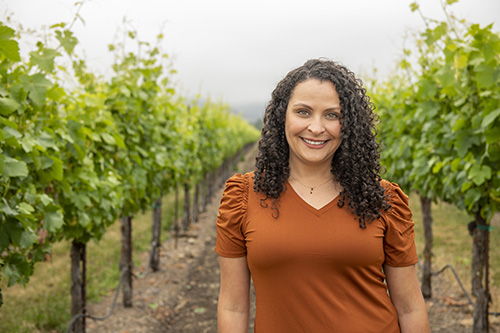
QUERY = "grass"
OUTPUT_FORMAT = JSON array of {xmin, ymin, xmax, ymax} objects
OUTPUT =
[
  {"xmin": 0, "ymin": 180, "xmax": 498, "ymax": 332},
  {"xmin": 410, "ymin": 193, "xmax": 500, "ymax": 313}
]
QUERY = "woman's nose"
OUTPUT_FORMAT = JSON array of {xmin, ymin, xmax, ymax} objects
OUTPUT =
[{"xmin": 307, "ymin": 116, "xmax": 325, "ymax": 135}]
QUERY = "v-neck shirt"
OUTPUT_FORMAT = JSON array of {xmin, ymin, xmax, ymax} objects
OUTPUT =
[
  {"xmin": 287, "ymin": 180, "xmax": 341, "ymax": 215},
  {"xmin": 215, "ymin": 172, "xmax": 418, "ymax": 332}
]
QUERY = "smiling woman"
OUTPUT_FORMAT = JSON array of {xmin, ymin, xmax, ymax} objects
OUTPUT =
[
  {"xmin": 285, "ymin": 79, "xmax": 343, "ymax": 174},
  {"xmin": 215, "ymin": 59, "xmax": 431, "ymax": 332}
]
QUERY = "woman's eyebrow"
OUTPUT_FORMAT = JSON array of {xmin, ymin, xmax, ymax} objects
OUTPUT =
[{"xmin": 292, "ymin": 102, "xmax": 341, "ymax": 111}]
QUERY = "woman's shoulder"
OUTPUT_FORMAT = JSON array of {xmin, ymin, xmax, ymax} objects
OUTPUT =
[
  {"xmin": 225, "ymin": 171, "xmax": 255, "ymax": 191},
  {"xmin": 379, "ymin": 179, "xmax": 408, "ymax": 200},
  {"xmin": 221, "ymin": 171, "xmax": 256, "ymax": 206},
  {"xmin": 379, "ymin": 179, "xmax": 411, "ymax": 221}
]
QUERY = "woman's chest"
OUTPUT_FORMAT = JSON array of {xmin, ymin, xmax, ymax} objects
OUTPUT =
[{"xmin": 244, "ymin": 191, "xmax": 387, "ymax": 272}]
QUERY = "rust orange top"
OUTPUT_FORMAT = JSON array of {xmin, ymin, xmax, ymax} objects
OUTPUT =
[{"xmin": 215, "ymin": 172, "xmax": 418, "ymax": 332}]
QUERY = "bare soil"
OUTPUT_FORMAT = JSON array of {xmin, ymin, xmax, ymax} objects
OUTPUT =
[{"xmin": 86, "ymin": 144, "xmax": 499, "ymax": 333}]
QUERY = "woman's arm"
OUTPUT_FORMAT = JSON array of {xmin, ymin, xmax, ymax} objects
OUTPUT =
[
  {"xmin": 384, "ymin": 264, "xmax": 430, "ymax": 333},
  {"xmin": 218, "ymin": 256, "xmax": 251, "ymax": 332}
]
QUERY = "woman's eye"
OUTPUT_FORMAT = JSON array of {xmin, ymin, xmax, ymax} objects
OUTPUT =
[
  {"xmin": 297, "ymin": 109, "xmax": 309, "ymax": 116},
  {"xmin": 326, "ymin": 112, "xmax": 339, "ymax": 119}
]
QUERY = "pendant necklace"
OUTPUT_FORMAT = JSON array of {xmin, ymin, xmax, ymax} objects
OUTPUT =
[{"xmin": 290, "ymin": 175, "xmax": 333, "ymax": 194}]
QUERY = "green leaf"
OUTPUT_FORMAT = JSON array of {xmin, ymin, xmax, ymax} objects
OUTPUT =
[
  {"xmin": 2, "ymin": 199, "xmax": 18, "ymax": 216},
  {"xmin": 55, "ymin": 30, "xmax": 78, "ymax": 55},
  {"xmin": 3, "ymin": 156, "xmax": 28, "ymax": 178},
  {"xmin": 49, "ymin": 156, "xmax": 64, "ymax": 181},
  {"xmin": 464, "ymin": 187, "xmax": 481, "ymax": 208},
  {"xmin": 44, "ymin": 210, "xmax": 64, "ymax": 233},
  {"xmin": 6, "ymin": 220, "xmax": 22, "ymax": 244},
  {"xmin": 410, "ymin": 2, "xmax": 419, "ymax": 12},
  {"xmin": 432, "ymin": 161, "xmax": 444, "ymax": 174},
  {"xmin": 0, "ymin": 24, "xmax": 21, "ymax": 62},
  {"xmin": 454, "ymin": 131, "xmax": 472, "ymax": 158},
  {"xmin": 29, "ymin": 48, "xmax": 59, "ymax": 73},
  {"xmin": 78, "ymin": 212, "xmax": 91, "ymax": 228},
  {"xmin": 453, "ymin": 117, "xmax": 467, "ymax": 132},
  {"xmin": 0, "ymin": 97, "xmax": 20, "ymax": 116},
  {"xmin": 16, "ymin": 203, "xmax": 34, "ymax": 215},
  {"xmin": 0, "ymin": 225, "xmax": 8, "ymax": 250},
  {"xmin": 475, "ymin": 64, "xmax": 495, "ymax": 89},
  {"xmin": 436, "ymin": 66, "xmax": 454, "ymax": 88},
  {"xmin": 461, "ymin": 181, "xmax": 473, "ymax": 192},
  {"xmin": 38, "ymin": 194, "xmax": 53, "ymax": 206},
  {"xmin": 20, "ymin": 136, "xmax": 38, "ymax": 153},
  {"xmin": 450, "ymin": 157, "xmax": 462, "ymax": 172},
  {"xmin": 488, "ymin": 144, "xmax": 500, "ymax": 161},
  {"xmin": 73, "ymin": 194, "xmax": 91, "ymax": 210},
  {"xmin": 20, "ymin": 230, "xmax": 37, "ymax": 248},
  {"xmin": 481, "ymin": 108, "xmax": 500, "ymax": 128},
  {"xmin": 101, "ymin": 133, "xmax": 116, "ymax": 145},
  {"xmin": 3, "ymin": 126, "xmax": 21, "ymax": 140},
  {"xmin": 468, "ymin": 164, "xmax": 492, "ymax": 186},
  {"xmin": 40, "ymin": 156, "xmax": 54, "ymax": 170},
  {"xmin": 433, "ymin": 22, "xmax": 448, "ymax": 42},
  {"xmin": 20, "ymin": 73, "xmax": 52, "ymax": 109}
]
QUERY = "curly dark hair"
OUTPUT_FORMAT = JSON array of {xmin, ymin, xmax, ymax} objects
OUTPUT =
[{"xmin": 254, "ymin": 58, "xmax": 390, "ymax": 228}]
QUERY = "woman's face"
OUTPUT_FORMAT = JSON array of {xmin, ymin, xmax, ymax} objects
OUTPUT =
[{"xmin": 285, "ymin": 79, "xmax": 342, "ymax": 169}]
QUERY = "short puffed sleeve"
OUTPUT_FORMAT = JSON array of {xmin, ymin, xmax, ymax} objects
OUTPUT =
[
  {"xmin": 380, "ymin": 180, "xmax": 418, "ymax": 267},
  {"xmin": 214, "ymin": 173, "xmax": 249, "ymax": 257}
]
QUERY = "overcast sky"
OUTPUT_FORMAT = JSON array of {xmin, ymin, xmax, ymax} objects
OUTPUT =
[{"xmin": 1, "ymin": 0, "xmax": 499, "ymax": 120}]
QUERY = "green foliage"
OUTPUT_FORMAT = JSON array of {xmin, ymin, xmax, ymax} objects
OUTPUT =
[
  {"xmin": 372, "ymin": 1, "xmax": 500, "ymax": 221},
  {"xmin": 0, "ymin": 18, "xmax": 259, "ymax": 306}
]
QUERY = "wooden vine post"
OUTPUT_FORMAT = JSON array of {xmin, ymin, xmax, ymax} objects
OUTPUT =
[
  {"xmin": 70, "ymin": 241, "xmax": 86, "ymax": 333},
  {"xmin": 420, "ymin": 197, "xmax": 433, "ymax": 298},
  {"xmin": 151, "ymin": 197, "xmax": 162, "ymax": 272},
  {"xmin": 472, "ymin": 212, "xmax": 490, "ymax": 332},
  {"xmin": 193, "ymin": 183, "xmax": 200, "ymax": 223},
  {"xmin": 120, "ymin": 216, "xmax": 133, "ymax": 307},
  {"xmin": 183, "ymin": 182, "xmax": 191, "ymax": 231}
]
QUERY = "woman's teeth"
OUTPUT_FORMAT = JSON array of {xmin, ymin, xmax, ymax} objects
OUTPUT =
[{"xmin": 302, "ymin": 138, "xmax": 326, "ymax": 145}]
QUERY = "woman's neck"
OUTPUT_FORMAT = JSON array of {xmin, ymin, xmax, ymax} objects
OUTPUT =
[{"xmin": 288, "ymin": 159, "xmax": 333, "ymax": 184}]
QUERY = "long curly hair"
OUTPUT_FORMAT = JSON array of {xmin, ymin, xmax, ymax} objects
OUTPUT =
[{"xmin": 254, "ymin": 58, "xmax": 390, "ymax": 228}]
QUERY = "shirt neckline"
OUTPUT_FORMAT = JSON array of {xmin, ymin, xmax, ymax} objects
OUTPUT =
[{"xmin": 286, "ymin": 180, "xmax": 341, "ymax": 217}]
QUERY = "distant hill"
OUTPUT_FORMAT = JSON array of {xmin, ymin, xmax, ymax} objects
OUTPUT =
[{"xmin": 230, "ymin": 102, "xmax": 265, "ymax": 125}]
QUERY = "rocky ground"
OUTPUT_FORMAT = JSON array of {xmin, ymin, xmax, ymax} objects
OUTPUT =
[{"xmin": 86, "ymin": 144, "xmax": 499, "ymax": 332}]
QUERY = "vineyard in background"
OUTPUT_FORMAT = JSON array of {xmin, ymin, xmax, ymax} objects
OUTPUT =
[
  {"xmin": 0, "ymin": 6, "xmax": 259, "ymax": 332},
  {"xmin": 371, "ymin": 1, "xmax": 500, "ymax": 332},
  {"xmin": 1, "ymin": 0, "xmax": 500, "ymax": 332}
]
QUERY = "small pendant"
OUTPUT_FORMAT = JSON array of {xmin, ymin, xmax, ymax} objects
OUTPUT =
[{"xmin": 310, "ymin": 188, "xmax": 313, "ymax": 194}]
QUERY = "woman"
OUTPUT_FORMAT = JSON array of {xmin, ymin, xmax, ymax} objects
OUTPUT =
[{"xmin": 215, "ymin": 59, "xmax": 430, "ymax": 332}]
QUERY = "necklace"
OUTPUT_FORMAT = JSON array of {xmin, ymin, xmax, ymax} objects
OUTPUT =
[{"xmin": 290, "ymin": 175, "xmax": 334, "ymax": 194}]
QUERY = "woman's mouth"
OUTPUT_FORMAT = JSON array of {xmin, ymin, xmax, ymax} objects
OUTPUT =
[{"xmin": 302, "ymin": 138, "xmax": 327, "ymax": 145}]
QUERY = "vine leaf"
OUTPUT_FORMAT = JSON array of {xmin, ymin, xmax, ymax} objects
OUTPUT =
[
  {"xmin": 468, "ymin": 164, "xmax": 492, "ymax": 186},
  {"xmin": 3, "ymin": 157, "xmax": 28, "ymax": 178},
  {"xmin": 30, "ymin": 48, "xmax": 60, "ymax": 73},
  {"xmin": 20, "ymin": 74, "xmax": 52, "ymax": 109},
  {"xmin": 481, "ymin": 108, "xmax": 500, "ymax": 128},
  {"xmin": 43, "ymin": 210, "xmax": 64, "ymax": 233},
  {"xmin": 0, "ymin": 97, "xmax": 20, "ymax": 116},
  {"xmin": 0, "ymin": 24, "xmax": 20, "ymax": 62},
  {"xmin": 55, "ymin": 30, "xmax": 78, "ymax": 55}
]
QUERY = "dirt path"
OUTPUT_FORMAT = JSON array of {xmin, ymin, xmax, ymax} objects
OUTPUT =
[{"xmin": 86, "ymin": 143, "xmax": 499, "ymax": 332}]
